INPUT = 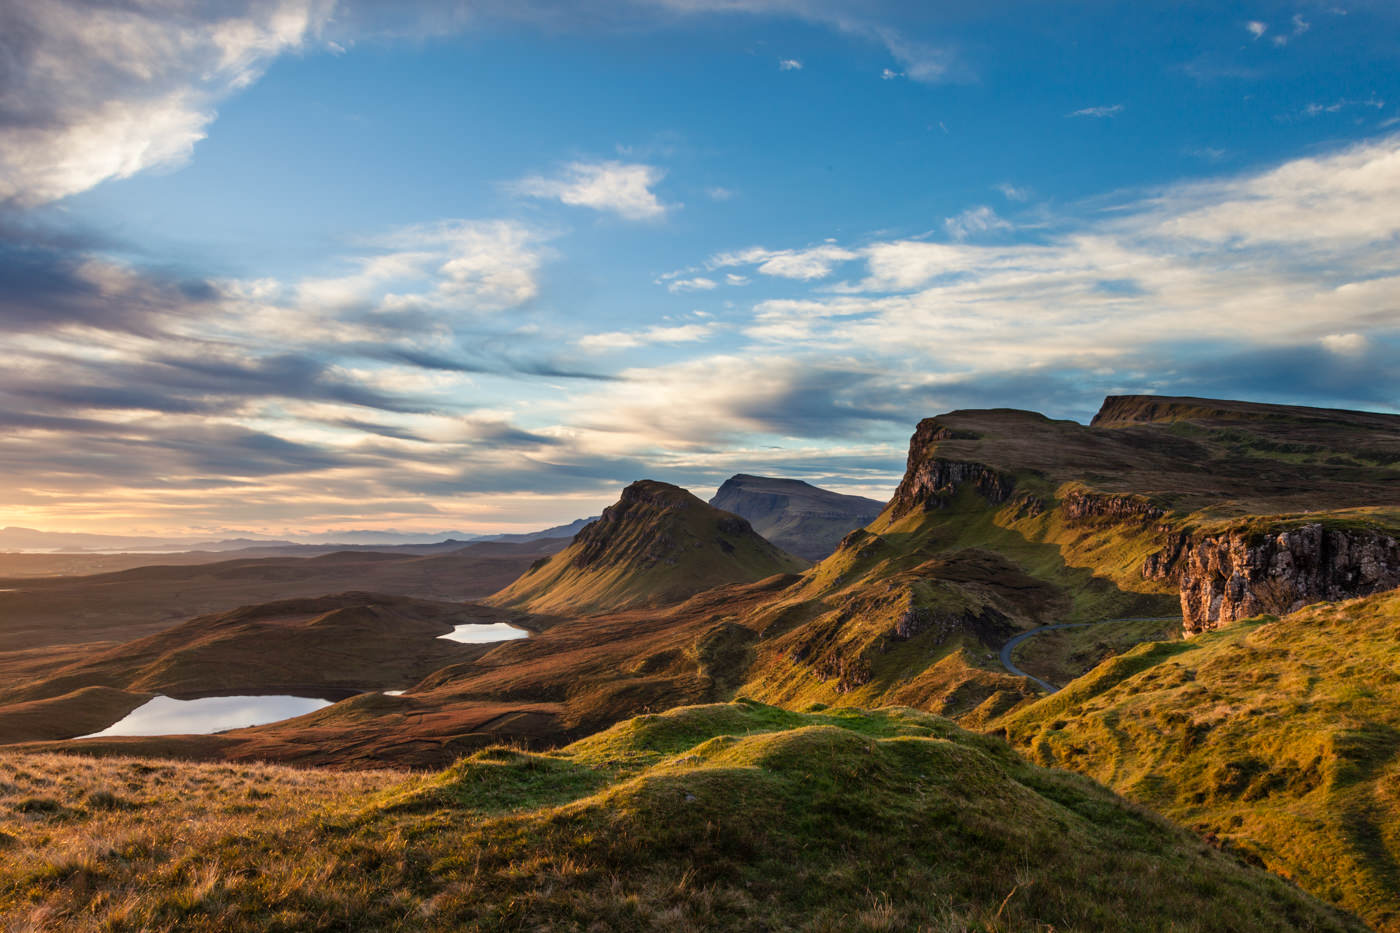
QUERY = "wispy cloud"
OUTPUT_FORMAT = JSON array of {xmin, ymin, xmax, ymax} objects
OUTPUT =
[
  {"xmin": 667, "ymin": 276, "xmax": 718, "ymax": 293},
  {"xmin": 778, "ymin": 58, "xmax": 803, "ymax": 70},
  {"xmin": 0, "ymin": 0, "xmax": 332, "ymax": 206},
  {"xmin": 710, "ymin": 244, "xmax": 859, "ymax": 280},
  {"xmin": 944, "ymin": 205, "xmax": 1012, "ymax": 241},
  {"xmin": 1246, "ymin": 20, "xmax": 1268, "ymax": 39},
  {"xmin": 1068, "ymin": 104, "xmax": 1124, "ymax": 118},
  {"xmin": 512, "ymin": 160, "xmax": 674, "ymax": 221},
  {"xmin": 577, "ymin": 323, "xmax": 716, "ymax": 352},
  {"xmin": 995, "ymin": 182, "xmax": 1030, "ymax": 202}
]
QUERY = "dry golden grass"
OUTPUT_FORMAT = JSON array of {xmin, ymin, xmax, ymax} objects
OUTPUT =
[{"xmin": 0, "ymin": 702, "xmax": 1368, "ymax": 932}]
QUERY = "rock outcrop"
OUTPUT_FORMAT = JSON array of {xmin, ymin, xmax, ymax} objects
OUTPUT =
[
  {"xmin": 1144, "ymin": 523, "xmax": 1400, "ymax": 634},
  {"xmin": 889, "ymin": 419, "xmax": 1014, "ymax": 518}
]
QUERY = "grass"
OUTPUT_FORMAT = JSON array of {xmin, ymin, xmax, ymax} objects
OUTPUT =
[
  {"xmin": 0, "ymin": 700, "xmax": 1364, "ymax": 931},
  {"xmin": 1010, "ymin": 617, "xmax": 1182, "ymax": 687},
  {"xmin": 999, "ymin": 589, "xmax": 1400, "ymax": 931}
]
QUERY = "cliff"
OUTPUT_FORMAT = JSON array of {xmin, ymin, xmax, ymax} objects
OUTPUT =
[{"xmin": 1143, "ymin": 523, "xmax": 1400, "ymax": 634}]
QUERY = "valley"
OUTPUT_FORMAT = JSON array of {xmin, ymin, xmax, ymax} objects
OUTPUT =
[{"xmin": 3, "ymin": 395, "xmax": 1399, "ymax": 929}]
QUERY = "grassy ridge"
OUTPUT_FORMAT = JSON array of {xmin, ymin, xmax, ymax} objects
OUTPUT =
[
  {"xmin": 0, "ymin": 700, "xmax": 1363, "ymax": 932},
  {"xmin": 1000, "ymin": 589, "xmax": 1400, "ymax": 931}
]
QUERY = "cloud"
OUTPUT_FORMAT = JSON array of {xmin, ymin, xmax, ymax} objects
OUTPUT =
[
  {"xmin": 1246, "ymin": 20, "xmax": 1268, "ymax": 39},
  {"xmin": 711, "ymin": 244, "xmax": 859, "ymax": 280},
  {"xmin": 0, "ymin": 0, "xmax": 332, "ymax": 206},
  {"xmin": 778, "ymin": 58, "xmax": 803, "ymax": 70},
  {"xmin": 293, "ymin": 220, "xmax": 547, "ymax": 318},
  {"xmin": 995, "ymin": 182, "xmax": 1030, "ymax": 201},
  {"xmin": 1068, "ymin": 104, "xmax": 1124, "ymax": 118},
  {"xmin": 577, "ymin": 323, "xmax": 716, "ymax": 352},
  {"xmin": 712, "ymin": 133, "xmax": 1400, "ymax": 425},
  {"xmin": 667, "ymin": 276, "xmax": 718, "ymax": 293},
  {"xmin": 880, "ymin": 68, "xmax": 903, "ymax": 80},
  {"xmin": 513, "ymin": 160, "xmax": 673, "ymax": 220},
  {"xmin": 706, "ymin": 186, "xmax": 735, "ymax": 200},
  {"xmin": 944, "ymin": 205, "xmax": 1012, "ymax": 241}
]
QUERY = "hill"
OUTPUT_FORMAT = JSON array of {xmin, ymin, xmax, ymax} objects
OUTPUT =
[
  {"xmin": 488, "ymin": 480, "xmax": 808, "ymax": 615},
  {"xmin": 0, "ymin": 701, "xmax": 1364, "ymax": 932},
  {"xmin": 999, "ymin": 589, "xmax": 1400, "ymax": 931},
  {"xmin": 0, "ymin": 594, "xmax": 518, "ymax": 744},
  {"xmin": 708, "ymin": 473, "xmax": 885, "ymax": 560},
  {"xmin": 0, "ymin": 538, "xmax": 564, "ymax": 652}
]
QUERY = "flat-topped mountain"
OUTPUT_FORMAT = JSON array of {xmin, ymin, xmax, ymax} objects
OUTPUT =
[
  {"xmin": 708, "ymin": 474, "xmax": 884, "ymax": 560},
  {"xmin": 488, "ymin": 480, "xmax": 808, "ymax": 615},
  {"xmin": 880, "ymin": 396, "xmax": 1400, "ymax": 634}
]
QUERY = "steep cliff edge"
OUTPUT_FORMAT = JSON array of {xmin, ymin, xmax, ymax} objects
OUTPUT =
[{"xmin": 1143, "ymin": 522, "xmax": 1400, "ymax": 634}]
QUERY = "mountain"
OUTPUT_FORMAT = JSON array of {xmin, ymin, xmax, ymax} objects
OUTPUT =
[
  {"xmin": 1000, "ymin": 588, "xmax": 1400, "ymax": 931},
  {"xmin": 708, "ymin": 474, "xmax": 884, "ymax": 560},
  {"xmin": 0, "ymin": 700, "xmax": 1364, "ymax": 932},
  {"xmin": 488, "ymin": 480, "xmax": 808, "ymax": 614},
  {"xmin": 471, "ymin": 516, "xmax": 596, "ymax": 543}
]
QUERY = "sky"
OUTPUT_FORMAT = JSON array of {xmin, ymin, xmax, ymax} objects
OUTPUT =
[{"xmin": 2, "ymin": 0, "xmax": 1399, "ymax": 537}]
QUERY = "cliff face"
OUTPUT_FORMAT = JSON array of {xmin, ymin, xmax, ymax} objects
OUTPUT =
[
  {"xmin": 1144, "ymin": 523, "xmax": 1400, "ymax": 635},
  {"xmin": 888, "ymin": 419, "xmax": 1015, "ymax": 518}
]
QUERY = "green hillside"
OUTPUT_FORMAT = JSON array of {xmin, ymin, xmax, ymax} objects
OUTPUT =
[
  {"xmin": 0, "ymin": 701, "xmax": 1364, "ymax": 932},
  {"xmin": 1000, "ymin": 589, "xmax": 1400, "ymax": 931},
  {"xmin": 489, "ymin": 480, "xmax": 808, "ymax": 615}
]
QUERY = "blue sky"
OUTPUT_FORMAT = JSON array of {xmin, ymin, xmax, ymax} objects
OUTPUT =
[{"xmin": 2, "ymin": 0, "xmax": 1399, "ymax": 536}]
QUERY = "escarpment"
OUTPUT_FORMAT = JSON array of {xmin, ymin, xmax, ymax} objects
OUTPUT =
[
  {"xmin": 1143, "ymin": 523, "xmax": 1400, "ymax": 635},
  {"xmin": 888, "ymin": 419, "xmax": 1015, "ymax": 518}
]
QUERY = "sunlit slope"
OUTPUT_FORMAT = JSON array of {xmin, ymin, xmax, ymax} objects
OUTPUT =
[
  {"xmin": 1000, "ymin": 589, "xmax": 1400, "ymax": 931},
  {"xmin": 0, "ymin": 701, "xmax": 1364, "ymax": 932},
  {"xmin": 488, "ymin": 480, "xmax": 808, "ymax": 615}
]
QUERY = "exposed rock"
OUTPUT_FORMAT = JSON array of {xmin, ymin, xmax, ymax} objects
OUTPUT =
[
  {"xmin": 1144, "ymin": 523, "xmax": 1400, "ymax": 634},
  {"xmin": 1061, "ymin": 490, "xmax": 1165, "ymax": 524},
  {"xmin": 890, "ymin": 419, "xmax": 1014, "ymax": 518}
]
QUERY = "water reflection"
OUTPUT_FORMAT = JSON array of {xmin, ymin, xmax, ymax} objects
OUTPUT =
[
  {"xmin": 78, "ymin": 694, "xmax": 333, "ymax": 738},
  {"xmin": 437, "ymin": 622, "xmax": 529, "ymax": 644}
]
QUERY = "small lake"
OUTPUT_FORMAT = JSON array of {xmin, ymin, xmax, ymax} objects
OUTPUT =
[
  {"xmin": 78, "ymin": 694, "xmax": 333, "ymax": 738},
  {"xmin": 438, "ymin": 622, "xmax": 530, "ymax": 644}
]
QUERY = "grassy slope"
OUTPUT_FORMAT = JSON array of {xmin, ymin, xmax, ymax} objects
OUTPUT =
[
  {"xmin": 735, "ymin": 481, "xmax": 1179, "ymax": 723},
  {"xmin": 999, "ymin": 589, "xmax": 1400, "ymax": 931},
  {"xmin": 490, "ymin": 482, "xmax": 807, "ymax": 616},
  {"xmin": 0, "ymin": 701, "xmax": 1363, "ymax": 932}
]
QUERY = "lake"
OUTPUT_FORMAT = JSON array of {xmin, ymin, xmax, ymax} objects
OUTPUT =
[
  {"xmin": 78, "ymin": 694, "xmax": 333, "ymax": 738},
  {"xmin": 437, "ymin": 622, "xmax": 530, "ymax": 644}
]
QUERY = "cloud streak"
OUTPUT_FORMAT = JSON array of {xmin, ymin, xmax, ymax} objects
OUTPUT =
[{"xmin": 513, "ymin": 160, "xmax": 674, "ymax": 220}]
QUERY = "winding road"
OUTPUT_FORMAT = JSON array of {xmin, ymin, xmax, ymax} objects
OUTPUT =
[{"xmin": 999, "ymin": 618, "xmax": 1178, "ymax": 693}]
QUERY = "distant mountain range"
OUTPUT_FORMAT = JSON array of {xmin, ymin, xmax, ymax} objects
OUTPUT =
[{"xmin": 0, "ymin": 519, "xmax": 597, "ymax": 554}]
